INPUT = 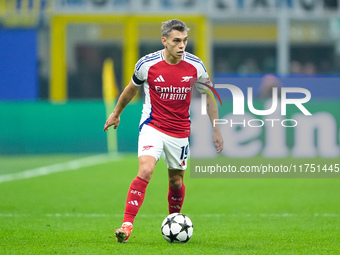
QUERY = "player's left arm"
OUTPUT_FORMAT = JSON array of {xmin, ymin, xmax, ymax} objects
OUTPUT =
[{"xmin": 206, "ymin": 95, "xmax": 224, "ymax": 154}]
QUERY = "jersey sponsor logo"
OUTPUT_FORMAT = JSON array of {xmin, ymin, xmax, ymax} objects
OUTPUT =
[
  {"xmin": 142, "ymin": 145, "xmax": 154, "ymax": 151},
  {"xmin": 155, "ymin": 85, "xmax": 191, "ymax": 94},
  {"xmin": 155, "ymin": 85, "xmax": 192, "ymax": 101},
  {"xmin": 154, "ymin": 75, "xmax": 165, "ymax": 82},
  {"xmin": 181, "ymin": 76, "xmax": 193, "ymax": 82}
]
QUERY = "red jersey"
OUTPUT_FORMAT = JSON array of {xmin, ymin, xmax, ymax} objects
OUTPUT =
[{"xmin": 132, "ymin": 50, "xmax": 209, "ymax": 138}]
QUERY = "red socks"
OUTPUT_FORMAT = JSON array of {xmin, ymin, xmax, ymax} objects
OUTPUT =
[
  {"xmin": 122, "ymin": 177, "xmax": 185, "ymax": 223},
  {"xmin": 123, "ymin": 176, "xmax": 149, "ymax": 224},
  {"xmin": 168, "ymin": 184, "xmax": 185, "ymax": 214}
]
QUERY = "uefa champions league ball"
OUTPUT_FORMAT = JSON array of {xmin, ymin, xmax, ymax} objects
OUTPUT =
[{"xmin": 161, "ymin": 213, "xmax": 193, "ymax": 243}]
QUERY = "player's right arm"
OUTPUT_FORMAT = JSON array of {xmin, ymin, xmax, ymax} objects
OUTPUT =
[{"xmin": 104, "ymin": 80, "xmax": 140, "ymax": 131}]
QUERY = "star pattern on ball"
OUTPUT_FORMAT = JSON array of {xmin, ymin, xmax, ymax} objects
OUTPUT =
[
  {"xmin": 168, "ymin": 229, "xmax": 180, "ymax": 242},
  {"xmin": 178, "ymin": 221, "xmax": 190, "ymax": 234},
  {"xmin": 165, "ymin": 215, "xmax": 177, "ymax": 226}
]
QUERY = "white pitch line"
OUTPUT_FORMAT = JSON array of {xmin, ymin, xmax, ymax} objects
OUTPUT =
[
  {"xmin": 0, "ymin": 153, "xmax": 121, "ymax": 184},
  {"xmin": 0, "ymin": 213, "xmax": 339, "ymax": 218}
]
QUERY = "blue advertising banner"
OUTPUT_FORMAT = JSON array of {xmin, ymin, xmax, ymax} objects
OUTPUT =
[{"xmin": 0, "ymin": 29, "xmax": 38, "ymax": 100}]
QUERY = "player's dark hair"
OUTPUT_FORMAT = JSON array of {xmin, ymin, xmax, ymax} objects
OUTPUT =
[{"xmin": 161, "ymin": 19, "xmax": 190, "ymax": 37}]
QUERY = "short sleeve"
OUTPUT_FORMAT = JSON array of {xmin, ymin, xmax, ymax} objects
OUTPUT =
[
  {"xmin": 132, "ymin": 72, "xmax": 144, "ymax": 86},
  {"xmin": 131, "ymin": 58, "xmax": 148, "ymax": 86},
  {"xmin": 195, "ymin": 64, "xmax": 212, "ymax": 93}
]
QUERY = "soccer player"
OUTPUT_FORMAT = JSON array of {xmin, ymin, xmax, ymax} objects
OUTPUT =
[{"xmin": 103, "ymin": 19, "xmax": 223, "ymax": 243}]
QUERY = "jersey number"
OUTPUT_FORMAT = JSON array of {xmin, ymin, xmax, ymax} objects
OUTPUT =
[{"xmin": 180, "ymin": 145, "xmax": 189, "ymax": 160}]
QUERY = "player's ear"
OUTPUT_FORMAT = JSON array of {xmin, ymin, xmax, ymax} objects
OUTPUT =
[{"xmin": 161, "ymin": 36, "xmax": 167, "ymax": 47}]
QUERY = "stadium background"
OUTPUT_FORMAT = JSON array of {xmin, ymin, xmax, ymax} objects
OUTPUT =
[
  {"xmin": 1, "ymin": 1, "xmax": 340, "ymax": 254},
  {"xmin": 1, "ymin": 0, "xmax": 340, "ymax": 156}
]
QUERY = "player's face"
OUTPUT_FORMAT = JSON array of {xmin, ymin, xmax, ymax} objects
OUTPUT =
[{"xmin": 162, "ymin": 30, "xmax": 188, "ymax": 63}]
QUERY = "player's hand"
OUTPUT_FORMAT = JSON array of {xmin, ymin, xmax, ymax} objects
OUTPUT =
[
  {"xmin": 104, "ymin": 113, "xmax": 120, "ymax": 131},
  {"xmin": 212, "ymin": 129, "xmax": 224, "ymax": 154}
]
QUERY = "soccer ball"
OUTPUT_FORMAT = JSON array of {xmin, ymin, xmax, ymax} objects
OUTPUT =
[{"xmin": 161, "ymin": 213, "xmax": 193, "ymax": 243}]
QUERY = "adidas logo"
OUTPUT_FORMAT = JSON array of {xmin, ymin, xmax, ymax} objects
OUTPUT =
[
  {"xmin": 154, "ymin": 75, "xmax": 165, "ymax": 82},
  {"xmin": 170, "ymin": 205, "xmax": 181, "ymax": 210},
  {"xmin": 128, "ymin": 200, "xmax": 139, "ymax": 206}
]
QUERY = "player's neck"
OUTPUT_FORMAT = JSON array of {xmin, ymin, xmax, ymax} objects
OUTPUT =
[{"xmin": 162, "ymin": 49, "xmax": 182, "ymax": 65}]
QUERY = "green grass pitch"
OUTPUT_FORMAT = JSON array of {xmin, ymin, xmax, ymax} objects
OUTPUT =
[{"xmin": 0, "ymin": 154, "xmax": 339, "ymax": 254}]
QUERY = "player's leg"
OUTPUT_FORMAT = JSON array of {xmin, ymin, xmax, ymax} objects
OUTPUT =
[
  {"xmin": 122, "ymin": 155, "xmax": 156, "ymax": 225},
  {"xmin": 163, "ymin": 135, "xmax": 189, "ymax": 214},
  {"xmin": 168, "ymin": 169, "xmax": 186, "ymax": 214},
  {"xmin": 115, "ymin": 125, "xmax": 163, "ymax": 243},
  {"xmin": 114, "ymin": 156, "xmax": 156, "ymax": 243},
  {"xmin": 137, "ymin": 155, "xmax": 157, "ymax": 182}
]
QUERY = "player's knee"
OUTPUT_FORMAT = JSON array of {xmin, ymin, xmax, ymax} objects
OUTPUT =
[
  {"xmin": 138, "ymin": 156, "xmax": 156, "ymax": 181},
  {"xmin": 138, "ymin": 163, "xmax": 154, "ymax": 181},
  {"xmin": 169, "ymin": 176, "xmax": 183, "ymax": 189}
]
